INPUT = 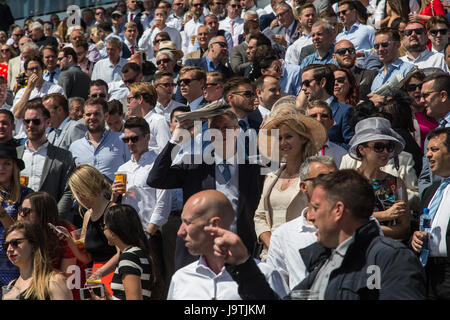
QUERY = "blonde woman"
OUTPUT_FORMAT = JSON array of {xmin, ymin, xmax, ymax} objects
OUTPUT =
[
  {"xmin": 254, "ymin": 104, "xmax": 327, "ymax": 260},
  {"xmin": 3, "ymin": 220, "xmax": 72, "ymax": 300},
  {"xmin": 0, "ymin": 144, "xmax": 33, "ymax": 287},
  {"xmin": 57, "ymin": 164, "xmax": 118, "ymax": 295}
]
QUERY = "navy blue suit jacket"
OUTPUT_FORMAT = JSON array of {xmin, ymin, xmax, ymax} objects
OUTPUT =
[
  {"xmin": 328, "ymin": 96, "xmax": 354, "ymax": 150},
  {"xmin": 184, "ymin": 57, "xmax": 234, "ymax": 79},
  {"xmin": 259, "ymin": 12, "xmax": 275, "ymax": 31}
]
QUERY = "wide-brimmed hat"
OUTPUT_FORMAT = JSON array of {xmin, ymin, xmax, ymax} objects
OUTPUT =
[
  {"xmin": 158, "ymin": 40, "xmax": 184, "ymax": 61},
  {"xmin": 0, "ymin": 143, "xmax": 25, "ymax": 171},
  {"xmin": 258, "ymin": 105, "xmax": 327, "ymax": 161},
  {"xmin": 348, "ymin": 117, "xmax": 405, "ymax": 160}
]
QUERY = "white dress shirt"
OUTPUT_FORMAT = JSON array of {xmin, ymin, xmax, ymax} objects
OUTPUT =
[
  {"xmin": 400, "ymin": 49, "xmax": 449, "ymax": 72},
  {"xmin": 108, "ymin": 80, "xmax": 129, "ymax": 101},
  {"xmin": 13, "ymin": 81, "xmax": 65, "ymax": 109},
  {"xmin": 167, "ymin": 255, "xmax": 289, "ymax": 299},
  {"xmin": 166, "ymin": 13, "xmax": 184, "ymax": 31},
  {"xmin": 284, "ymin": 33, "xmax": 313, "ymax": 65},
  {"xmin": 266, "ymin": 208, "xmax": 318, "ymax": 289},
  {"xmin": 117, "ymin": 150, "xmax": 172, "ymax": 229},
  {"xmin": 182, "ymin": 15, "xmax": 205, "ymax": 57},
  {"xmin": 219, "ymin": 16, "xmax": 244, "ymax": 47},
  {"xmin": 138, "ymin": 25, "xmax": 182, "ymax": 60},
  {"xmin": 429, "ymin": 182, "xmax": 450, "ymax": 257},
  {"xmin": 258, "ymin": 105, "xmax": 271, "ymax": 118},
  {"xmin": 154, "ymin": 99, "xmax": 186, "ymax": 124},
  {"xmin": 144, "ymin": 109, "xmax": 172, "ymax": 153},
  {"xmin": 21, "ymin": 141, "xmax": 49, "ymax": 192},
  {"xmin": 91, "ymin": 57, "xmax": 128, "ymax": 83}
]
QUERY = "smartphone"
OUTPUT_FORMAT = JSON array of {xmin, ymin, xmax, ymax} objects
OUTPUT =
[
  {"xmin": 47, "ymin": 223, "xmax": 65, "ymax": 236},
  {"xmin": 80, "ymin": 285, "xmax": 105, "ymax": 300}
]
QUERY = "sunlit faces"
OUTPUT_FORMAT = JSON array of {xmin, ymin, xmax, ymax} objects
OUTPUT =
[
  {"xmin": 311, "ymin": 25, "xmax": 333, "ymax": 51},
  {"xmin": 226, "ymin": 0, "xmax": 242, "ymax": 19},
  {"xmin": 333, "ymin": 70, "xmax": 350, "ymax": 100},
  {"xmin": 246, "ymin": 38, "xmax": 257, "ymax": 61},
  {"xmin": 24, "ymin": 109, "xmax": 49, "ymax": 141},
  {"xmin": 307, "ymin": 106, "xmax": 333, "ymax": 131},
  {"xmin": 42, "ymin": 48, "xmax": 57, "ymax": 70},
  {"xmin": 301, "ymin": 69, "xmax": 323, "ymax": 101},
  {"xmin": 278, "ymin": 124, "xmax": 306, "ymax": 161},
  {"xmin": 426, "ymin": 133, "xmax": 450, "ymax": 177},
  {"xmin": 25, "ymin": 61, "xmax": 43, "ymax": 78},
  {"xmin": 122, "ymin": 127, "xmax": 149, "ymax": 156},
  {"xmin": 357, "ymin": 139, "xmax": 394, "ymax": 167},
  {"xmin": 421, "ymin": 80, "xmax": 447, "ymax": 119},
  {"xmin": 332, "ymin": 41, "xmax": 356, "ymax": 68},
  {"xmin": 5, "ymin": 229, "xmax": 33, "ymax": 268},
  {"xmin": 374, "ymin": 33, "xmax": 399, "ymax": 64},
  {"xmin": 256, "ymin": 76, "xmax": 281, "ymax": 109},
  {"xmin": 403, "ymin": 23, "xmax": 427, "ymax": 51},
  {"xmin": 0, "ymin": 157, "xmax": 14, "ymax": 186},
  {"xmin": 0, "ymin": 113, "xmax": 14, "ymax": 142},
  {"xmin": 83, "ymin": 104, "xmax": 107, "ymax": 133},
  {"xmin": 299, "ymin": 7, "xmax": 316, "ymax": 30},
  {"xmin": 155, "ymin": 75, "xmax": 176, "ymax": 101}
]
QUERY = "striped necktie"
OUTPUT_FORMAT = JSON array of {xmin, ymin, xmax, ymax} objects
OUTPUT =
[{"xmin": 438, "ymin": 118, "xmax": 448, "ymax": 128}]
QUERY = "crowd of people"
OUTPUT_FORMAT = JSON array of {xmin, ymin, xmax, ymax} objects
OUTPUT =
[{"xmin": 0, "ymin": 0, "xmax": 449, "ymax": 300}]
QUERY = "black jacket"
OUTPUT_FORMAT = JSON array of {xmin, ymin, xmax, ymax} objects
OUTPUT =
[{"xmin": 227, "ymin": 220, "xmax": 426, "ymax": 300}]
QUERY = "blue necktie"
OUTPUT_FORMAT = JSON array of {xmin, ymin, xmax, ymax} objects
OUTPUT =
[
  {"xmin": 428, "ymin": 178, "xmax": 450, "ymax": 222},
  {"xmin": 438, "ymin": 119, "xmax": 448, "ymax": 128},
  {"xmin": 49, "ymin": 71, "xmax": 55, "ymax": 83},
  {"xmin": 219, "ymin": 162, "xmax": 231, "ymax": 182}
]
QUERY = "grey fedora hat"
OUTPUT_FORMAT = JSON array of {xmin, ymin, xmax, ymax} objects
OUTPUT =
[{"xmin": 348, "ymin": 117, "xmax": 405, "ymax": 160}]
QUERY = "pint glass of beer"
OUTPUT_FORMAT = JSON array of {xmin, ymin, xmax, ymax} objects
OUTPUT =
[
  {"xmin": 114, "ymin": 172, "xmax": 127, "ymax": 194},
  {"xmin": 20, "ymin": 176, "xmax": 29, "ymax": 187}
]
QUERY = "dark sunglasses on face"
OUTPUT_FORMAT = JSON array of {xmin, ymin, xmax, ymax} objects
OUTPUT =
[
  {"xmin": 337, "ymin": 9, "xmax": 348, "ymax": 16},
  {"xmin": 178, "ymin": 78, "xmax": 197, "ymax": 86},
  {"xmin": 303, "ymin": 172, "xmax": 330, "ymax": 182},
  {"xmin": 374, "ymin": 41, "xmax": 390, "ymax": 49},
  {"xmin": 406, "ymin": 83, "xmax": 422, "ymax": 92},
  {"xmin": 230, "ymin": 4, "xmax": 242, "ymax": 8},
  {"xmin": 157, "ymin": 58, "xmax": 171, "ymax": 65},
  {"xmin": 123, "ymin": 77, "xmax": 137, "ymax": 84},
  {"xmin": 122, "ymin": 135, "xmax": 140, "ymax": 143},
  {"xmin": 23, "ymin": 118, "xmax": 41, "ymax": 125},
  {"xmin": 2, "ymin": 238, "xmax": 28, "ymax": 251},
  {"xmin": 18, "ymin": 207, "xmax": 32, "ymax": 216},
  {"xmin": 334, "ymin": 47, "xmax": 356, "ymax": 55},
  {"xmin": 1, "ymin": 49, "xmax": 10, "ymax": 53},
  {"xmin": 157, "ymin": 82, "xmax": 175, "ymax": 88},
  {"xmin": 90, "ymin": 93, "xmax": 106, "ymax": 98},
  {"xmin": 367, "ymin": 142, "xmax": 395, "ymax": 153},
  {"xmin": 429, "ymin": 29, "xmax": 448, "ymax": 36},
  {"xmin": 193, "ymin": 3, "xmax": 203, "ymax": 7},
  {"xmin": 335, "ymin": 76, "xmax": 346, "ymax": 84},
  {"xmin": 301, "ymin": 79, "xmax": 316, "ymax": 88},
  {"xmin": 404, "ymin": 28, "xmax": 425, "ymax": 36},
  {"xmin": 233, "ymin": 90, "xmax": 255, "ymax": 98}
]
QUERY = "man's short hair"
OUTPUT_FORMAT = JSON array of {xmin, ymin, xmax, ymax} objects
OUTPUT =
[
  {"xmin": 24, "ymin": 56, "xmax": 45, "ymax": 71},
  {"xmin": 97, "ymin": 21, "xmax": 113, "ymax": 33},
  {"xmin": 0, "ymin": 109, "xmax": 15, "ymax": 124},
  {"xmin": 297, "ymin": 3, "xmax": 316, "ymax": 16},
  {"xmin": 248, "ymin": 32, "xmax": 272, "ymax": 46},
  {"xmin": 25, "ymin": 101, "xmax": 50, "ymax": 119},
  {"xmin": 128, "ymin": 82, "xmax": 157, "ymax": 107},
  {"xmin": 338, "ymin": 0, "xmax": 356, "ymax": 10},
  {"xmin": 244, "ymin": 19, "xmax": 259, "ymax": 34},
  {"xmin": 124, "ymin": 116, "xmax": 150, "ymax": 135},
  {"xmin": 107, "ymin": 99, "xmax": 124, "ymax": 116},
  {"xmin": 90, "ymin": 79, "xmax": 109, "ymax": 91},
  {"xmin": 306, "ymin": 100, "xmax": 333, "ymax": 118},
  {"xmin": 313, "ymin": 169, "xmax": 375, "ymax": 220},
  {"xmin": 105, "ymin": 36, "xmax": 122, "ymax": 49},
  {"xmin": 69, "ymin": 96, "xmax": 85, "ymax": 108},
  {"xmin": 61, "ymin": 47, "xmax": 77, "ymax": 63},
  {"xmin": 156, "ymin": 50, "xmax": 174, "ymax": 61},
  {"xmin": 41, "ymin": 44, "xmax": 58, "ymax": 56},
  {"xmin": 423, "ymin": 73, "xmax": 450, "ymax": 96},
  {"xmin": 375, "ymin": 27, "xmax": 401, "ymax": 42},
  {"xmin": 426, "ymin": 15, "xmax": 450, "ymax": 30},
  {"xmin": 255, "ymin": 75, "xmax": 277, "ymax": 91},
  {"xmin": 85, "ymin": 97, "xmax": 109, "ymax": 114},
  {"xmin": 124, "ymin": 22, "xmax": 138, "ymax": 30},
  {"xmin": 170, "ymin": 106, "xmax": 191, "ymax": 122},
  {"xmin": 153, "ymin": 71, "xmax": 174, "ymax": 83},
  {"xmin": 312, "ymin": 19, "xmax": 334, "ymax": 34},
  {"xmin": 275, "ymin": 2, "xmax": 292, "ymax": 12},
  {"xmin": 318, "ymin": 9, "xmax": 337, "ymax": 20},
  {"xmin": 222, "ymin": 77, "xmax": 254, "ymax": 103},
  {"xmin": 427, "ymin": 127, "xmax": 450, "ymax": 150},
  {"xmin": 179, "ymin": 66, "xmax": 207, "ymax": 82},
  {"xmin": 153, "ymin": 31, "xmax": 170, "ymax": 44},
  {"xmin": 302, "ymin": 64, "xmax": 335, "ymax": 96},
  {"xmin": 73, "ymin": 39, "xmax": 89, "ymax": 51},
  {"xmin": 43, "ymin": 93, "xmax": 69, "ymax": 114},
  {"xmin": 298, "ymin": 155, "xmax": 336, "ymax": 180},
  {"xmin": 206, "ymin": 71, "xmax": 225, "ymax": 85},
  {"xmin": 22, "ymin": 41, "xmax": 39, "ymax": 54},
  {"xmin": 30, "ymin": 22, "xmax": 44, "ymax": 31},
  {"xmin": 122, "ymin": 62, "xmax": 142, "ymax": 74}
]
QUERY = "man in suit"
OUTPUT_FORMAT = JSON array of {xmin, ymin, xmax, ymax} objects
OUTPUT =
[
  {"xmin": 412, "ymin": 127, "xmax": 450, "ymax": 299},
  {"xmin": 18, "ymin": 102, "xmax": 75, "ymax": 221},
  {"xmin": 147, "ymin": 109, "xmax": 264, "ymax": 270},
  {"xmin": 42, "ymin": 93, "xmax": 87, "ymax": 151},
  {"xmin": 126, "ymin": 0, "xmax": 144, "ymax": 40},
  {"xmin": 230, "ymin": 20, "xmax": 259, "ymax": 76},
  {"xmin": 177, "ymin": 66, "xmax": 209, "ymax": 111},
  {"xmin": 262, "ymin": 3, "xmax": 299, "ymax": 51},
  {"xmin": 57, "ymin": 47, "xmax": 91, "ymax": 100},
  {"xmin": 185, "ymin": 36, "xmax": 233, "ymax": 79}
]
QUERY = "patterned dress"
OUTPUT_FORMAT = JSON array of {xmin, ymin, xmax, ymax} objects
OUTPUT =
[{"xmin": 369, "ymin": 174, "xmax": 399, "ymax": 226}]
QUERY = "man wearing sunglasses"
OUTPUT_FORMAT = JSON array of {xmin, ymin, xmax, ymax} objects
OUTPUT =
[
  {"xmin": 185, "ymin": 36, "xmax": 233, "ymax": 79},
  {"xmin": 57, "ymin": 47, "xmax": 91, "ymax": 100},
  {"xmin": 88, "ymin": 79, "xmax": 110, "ymax": 101},
  {"xmin": 426, "ymin": 15, "xmax": 449, "ymax": 54},
  {"xmin": 166, "ymin": 0, "xmax": 186, "ymax": 31},
  {"xmin": 177, "ymin": 66, "xmax": 208, "ymax": 111},
  {"xmin": 400, "ymin": 21, "xmax": 448, "ymax": 72},
  {"xmin": 18, "ymin": 102, "xmax": 75, "ymax": 221},
  {"xmin": 108, "ymin": 62, "xmax": 143, "ymax": 102},
  {"xmin": 369, "ymin": 28, "xmax": 414, "ymax": 100},
  {"xmin": 219, "ymin": 0, "xmax": 244, "ymax": 47},
  {"xmin": 154, "ymin": 72, "xmax": 186, "ymax": 124}
]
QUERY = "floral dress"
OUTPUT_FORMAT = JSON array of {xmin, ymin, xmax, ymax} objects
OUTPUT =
[
  {"xmin": 0, "ymin": 186, "xmax": 33, "ymax": 287},
  {"xmin": 369, "ymin": 174, "xmax": 399, "ymax": 226}
]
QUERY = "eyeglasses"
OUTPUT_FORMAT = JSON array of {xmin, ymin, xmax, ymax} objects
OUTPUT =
[
  {"xmin": 57, "ymin": 56, "xmax": 66, "ymax": 61},
  {"xmin": 26, "ymin": 67, "xmax": 41, "ymax": 72},
  {"xmin": 232, "ymin": 90, "xmax": 255, "ymax": 98},
  {"xmin": 276, "ymin": 10, "xmax": 289, "ymax": 19},
  {"xmin": 374, "ymin": 41, "xmax": 391, "ymax": 49},
  {"xmin": 1, "ymin": 49, "xmax": 9, "ymax": 53},
  {"xmin": 421, "ymin": 91, "xmax": 438, "ymax": 99},
  {"xmin": 173, "ymin": 2, "xmax": 184, "ymax": 6},
  {"xmin": 23, "ymin": 118, "xmax": 41, "ymax": 125},
  {"xmin": 90, "ymin": 93, "xmax": 106, "ymax": 98},
  {"xmin": 335, "ymin": 76, "xmax": 346, "ymax": 84},
  {"xmin": 2, "ymin": 238, "xmax": 28, "ymax": 251},
  {"xmin": 309, "ymin": 113, "xmax": 330, "ymax": 119},
  {"xmin": 334, "ymin": 47, "xmax": 355, "ymax": 55},
  {"xmin": 157, "ymin": 58, "xmax": 171, "ymax": 65},
  {"xmin": 154, "ymin": 38, "xmax": 167, "ymax": 44},
  {"xmin": 127, "ymin": 95, "xmax": 139, "ymax": 103},
  {"xmin": 18, "ymin": 207, "xmax": 32, "ymax": 217},
  {"xmin": 178, "ymin": 78, "xmax": 198, "ymax": 86},
  {"xmin": 429, "ymin": 29, "xmax": 448, "ymax": 36},
  {"xmin": 213, "ymin": 41, "xmax": 228, "ymax": 48},
  {"xmin": 122, "ymin": 135, "xmax": 141, "ymax": 143},
  {"xmin": 366, "ymin": 142, "xmax": 395, "ymax": 153},
  {"xmin": 301, "ymin": 79, "xmax": 316, "ymax": 88},
  {"xmin": 230, "ymin": 4, "xmax": 242, "ymax": 8},
  {"xmin": 406, "ymin": 83, "xmax": 422, "ymax": 92},
  {"xmin": 192, "ymin": 3, "xmax": 203, "ymax": 7},
  {"xmin": 214, "ymin": 2, "xmax": 225, "ymax": 5},
  {"xmin": 337, "ymin": 9, "xmax": 349, "ymax": 16},
  {"xmin": 95, "ymin": 11, "xmax": 104, "ymax": 15},
  {"xmin": 156, "ymin": 82, "xmax": 175, "ymax": 88},
  {"xmin": 404, "ymin": 28, "xmax": 425, "ymax": 36},
  {"xmin": 206, "ymin": 82, "xmax": 219, "ymax": 87}
]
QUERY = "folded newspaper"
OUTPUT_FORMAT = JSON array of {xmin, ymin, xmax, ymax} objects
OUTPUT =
[
  {"xmin": 175, "ymin": 101, "xmax": 230, "ymax": 125},
  {"xmin": 370, "ymin": 73, "xmax": 405, "ymax": 96}
]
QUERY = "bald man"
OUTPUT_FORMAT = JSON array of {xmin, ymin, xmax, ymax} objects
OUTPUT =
[
  {"xmin": 167, "ymin": 190, "xmax": 289, "ymax": 300},
  {"xmin": 332, "ymin": 39, "xmax": 377, "ymax": 101}
]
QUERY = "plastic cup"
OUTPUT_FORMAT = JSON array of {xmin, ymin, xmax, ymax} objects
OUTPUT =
[
  {"xmin": 2, "ymin": 286, "xmax": 20, "ymax": 300},
  {"xmin": 71, "ymin": 228, "xmax": 84, "ymax": 250},
  {"xmin": 114, "ymin": 172, "xmax": 127, "ymax": 194},
  {"xmin": 85, "ymin": 268, "xmax": 102, "ymax": 287},
  {"xmin": 290, "ymin": 290, "xmax": 319, "ymax": 300}
]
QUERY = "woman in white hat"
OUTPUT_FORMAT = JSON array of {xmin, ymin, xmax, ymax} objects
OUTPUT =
[
  {"xmin": 254, "ymin": 105, "xmax": 327, "ymax": 260},
  {"xmin": 349, "ymin": 117, "xmax": 410, "ymax": 241}
]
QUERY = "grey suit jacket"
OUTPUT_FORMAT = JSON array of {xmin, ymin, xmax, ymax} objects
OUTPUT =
[
  {"xmin": 7, "ymin": 56, "xmax": 21, "ymax": 89},
  {"xmin": 299, "ymin": 44, "xmax": 316, "ymax": 65},
  {"xmin": 17, "ymin": 143, "xmax": 75, "ymax": 221},
  {"xmin": 58, "ymin": 66, "xmax": 91, "ymax": 99},
  {"xmin": 48, "ymin": 118, "xmax": 87, "ymax": 151},
  {"xmin": 230, "ymin": 42, "xmax": 251, "ymax": 76}
]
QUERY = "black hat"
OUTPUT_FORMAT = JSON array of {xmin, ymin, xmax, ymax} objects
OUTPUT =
[{"xmin": 0, "ymin": 143, "xmax": 25, "ymax": 171}]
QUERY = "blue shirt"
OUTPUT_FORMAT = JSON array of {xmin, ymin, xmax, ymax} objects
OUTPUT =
[
  {"xmin": 299, "ymin": 48, "xmax": 338, "ymax": 70},
  {"xmin": 69, "ymin": 130, "xmax": 131, "ymax": 182},
  {"xmin": 280, "ymin": 62, "xmax": 303, "ymax": 96},
  {"xmin": 370, "ymin": 59, "xmax": 414, "ymax": 92},
  {"xmin": 336, "ymin": 22, "xmax": 375, "ymax": 57},
  {"xmin": 205, "ymin": 55, "xmax": 224, "ymax": 73},
  {"xmin": 43, "ymin": 68, "xmax": 61, "ymax": 84},
  {"xmin": 91, "ymin": 57, "xmax": 128, "ymax": 83}
]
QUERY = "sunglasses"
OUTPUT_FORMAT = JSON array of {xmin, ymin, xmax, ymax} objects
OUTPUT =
[
  {"xmin": 404, "ymin": 28, "xmax": 425, "ymax": 36},
  {"xmin": 206, "ymin": 82, "xmax": 219, "ymax": 87},
  {"xmin": 233, "ymin": 90, "xmax": 255, "ymax": 98},
  {"xmin": 154, "ymin": 38, "xmax": 167, "ymax": 44},
  {"xmin": 335, "ymin": 76, "xmax": 346, "ymax": 84},
  {"xmin": 173, "ymin": 3, "xmax": 184, "ymax": 6},
  {"xmin": 178, "ymin": 78, "xmax": 198, "ymax": 86},
  {"xmin": 23, "ymin": 118, "xmax": 41, "ymax": 125},
  {"xmin": 18, "ymin": 207, "xmax": 32, "ymax": 217},
  {"xmin": 1, "ymin": 49, "xmax": 10, "ymax": 53},
  {"xmin": 334, "ymin": 47, "xmax": 355, "ymax": 55},
  {"xmin": 126, "ymin": 95, "xmax": 139, "ymax": 103},
  {"xmin": 157, "ymin": 82, "xmax": 175, "ymax": 88},
  {"xmin": 301, "ymin": 79, "xmax": 316, "ymax": 88},
  {"xmin": 406, "ymin": 83, "xmax": 422, "ymax": 92},
  {"xmin": 193, "ymin": 3, "xmax": 203, "ymax": 7},
  {"xmin": 374, "ymin": 41, "xmax": 390, "ymax": 49},
  {"xmin": 429, "ymin": 29, "xmax": 447, "ymax": 36},
  {"xmin": 230, "ymin": 4, "xmax": 242, "ymax": 8},
  {"xmin": 122, "ymin": 135, "xmax": 140, "ymax": 143},
  {"xmin": 90, "ymin": 93, "xmax": 106, "ymax": 98},
  {"xmin": 213, "ymin": 42, "xmax": 228, "ymax": 48},
  {"xmin": 2, "ymin": 238, "xmax": 28, "ymax": 251},
  {"xmin": 303, "ymin": 172, "xmax": 330, "ymax": 182},
  {"xmin": 309, "ymin": 113, "xmax": 330, "ymax": 119},
  {"xmin": 366, "ymin": 142, "xmax": 395, "ymax": 153},
  {"xmin": 157, "ymin": 58, "xmax": 171, "ymax": 65},
  {"xmin": 123, "ymin": 77, "xmax": 137, "ymax": 84}
]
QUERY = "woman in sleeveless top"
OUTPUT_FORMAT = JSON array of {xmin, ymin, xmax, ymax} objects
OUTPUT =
[
  {"xmin": 349, "ymin": 117, "xmax": 410, "ymax": 240},
  {"xmin": 2, "ymin": 220, "xmax": 72, "ymax": 300},
  {"xmin": 254, "ymin": 106, "xmax": 327, "ymax": 261}
]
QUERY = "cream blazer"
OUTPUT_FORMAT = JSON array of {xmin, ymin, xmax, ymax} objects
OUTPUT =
[{"xmin": 254, "ymin": 165, "xmax": 308, "ymax": 260}]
